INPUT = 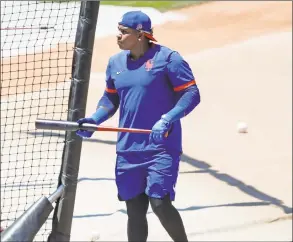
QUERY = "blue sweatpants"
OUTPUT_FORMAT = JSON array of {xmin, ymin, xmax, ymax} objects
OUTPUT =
[{"xmin": 115, "ymin": 150, "xmax": 180, "ymax": 201}]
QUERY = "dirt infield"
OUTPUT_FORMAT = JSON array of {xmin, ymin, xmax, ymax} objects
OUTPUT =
[
  {"xmin": 1, "ymin": 44, "xmax": 73, "ymax": 96},
  {"xmin": 91, "ymin": 1, "xmax": 292, "ymax": 72},
  {"xmin": 1, "ymin": 1, "xmax": 291, "ymax": 95}
]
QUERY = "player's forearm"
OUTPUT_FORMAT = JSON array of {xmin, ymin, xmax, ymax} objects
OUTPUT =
[
  {"xmin": 91, "ymin": 92, "xmax": 119, "ymax": 123},
  {"xmin": 163, "ymin": 85, "xmax": 200, "ymax": 123}
]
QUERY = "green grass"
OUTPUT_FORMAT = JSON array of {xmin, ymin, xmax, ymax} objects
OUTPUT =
[{"xmin": 100, "ymin": 1, "xmax": 207, "ymax": 12}]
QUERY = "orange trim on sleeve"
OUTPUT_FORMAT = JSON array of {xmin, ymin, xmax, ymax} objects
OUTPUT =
[
  {"xmin": 105, "ymin": 88, "xmax": 117, "ymax": 93},
  {"xmin": 173, "ymin": 80, "xmax": 196, "ymax": 92}
]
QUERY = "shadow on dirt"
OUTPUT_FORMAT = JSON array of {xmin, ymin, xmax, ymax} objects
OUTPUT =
[
  {"xmin": 28, "ymin": 131, "xmax": 292, "ymax": 215},
  {"xmin": 72, "ymin": 201, "xmax": 271, "ymax": 219},
  {"xmin": 180, "ymin": 153, "xmax": 292, "ymax": 214}
]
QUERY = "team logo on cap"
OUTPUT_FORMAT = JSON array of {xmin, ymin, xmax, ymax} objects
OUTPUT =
[{"xmin": 136, "ymin": 24, "xmax": 143, "ymax": 30}]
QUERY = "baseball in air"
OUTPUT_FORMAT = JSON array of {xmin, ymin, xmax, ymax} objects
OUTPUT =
[{"xmin": 237, "ymin": 122, "xmax": 248, "ymax": 133}]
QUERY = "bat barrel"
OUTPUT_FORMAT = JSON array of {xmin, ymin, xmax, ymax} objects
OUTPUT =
[{"xmin": 35, "ymin": 119, "xmax": 97, "ymax": 132}]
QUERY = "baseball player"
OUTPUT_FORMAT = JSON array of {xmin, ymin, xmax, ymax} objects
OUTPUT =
[{"xmin": 77, "ymin": 11, "xmax": 201, "ymax": 242}]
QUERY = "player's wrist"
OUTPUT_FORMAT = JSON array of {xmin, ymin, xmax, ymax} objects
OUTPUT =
[{"xmin": 161, "ymin": 114, "xmax": 172, "ymax": 124}]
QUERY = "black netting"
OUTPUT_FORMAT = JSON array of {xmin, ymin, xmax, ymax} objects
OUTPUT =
[{"xmin": 1, "ymin": 1, "xmax": 80, "ymax": 240}]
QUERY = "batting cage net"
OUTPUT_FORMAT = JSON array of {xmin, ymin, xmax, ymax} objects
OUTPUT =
[{"xmin": 1, "ymin": 1, "xmax": 81, "ymax": 240}]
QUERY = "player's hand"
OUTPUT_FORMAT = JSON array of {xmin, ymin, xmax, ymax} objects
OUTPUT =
[
  {"xmin": 149, "ymin": 117, "xmax": 172, "ymax": 144},
  {"xmin": 76, "ymin": 118, "xmax": 97, "ymax": 138}
]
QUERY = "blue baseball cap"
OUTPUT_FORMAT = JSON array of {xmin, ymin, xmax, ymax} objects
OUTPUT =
[{"xmin": 118, "ymin": 11, "xmax": 157, "ymax": 42}]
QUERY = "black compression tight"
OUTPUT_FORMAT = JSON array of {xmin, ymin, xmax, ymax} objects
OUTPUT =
[
  {"xmin": 126, "ymin": 193, "xmax": 149, "ymax": 242},
  {"xmin": 125, "ymin": 193, "xmax": 188, "ymax": 242}
]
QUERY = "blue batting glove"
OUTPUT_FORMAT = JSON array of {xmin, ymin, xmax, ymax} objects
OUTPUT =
[
  {"xmin": 150, "ymin": 116, "xmax": 172, "ymax": 144},
  {"xmin": 76, "ymin": 118, "xmax": 97, "ymax": 138}
]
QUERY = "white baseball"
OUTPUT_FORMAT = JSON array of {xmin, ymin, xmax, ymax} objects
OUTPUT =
[{"xmin": 237, "ymin": 122, "xmax": 248, "ymax": 133}]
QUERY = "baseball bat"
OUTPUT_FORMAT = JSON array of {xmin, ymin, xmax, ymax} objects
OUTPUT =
[{"xmin": 35, "ymin": 119, "xmax": 152, "ymax": 134}]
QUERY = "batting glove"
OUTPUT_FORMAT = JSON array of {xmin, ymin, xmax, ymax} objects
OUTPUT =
[
  {"xmin": 76, "ymin": 118, "xmax": 97, "ymax": 138},
  {"xmin": 149, "ymin": 115, "xmax": 172, "ymax": 144}
]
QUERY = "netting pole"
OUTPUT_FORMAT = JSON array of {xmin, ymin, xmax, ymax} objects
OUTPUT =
[{"xmin": 47, "ymin": 1, "xmax": 100, "ymax": 241}]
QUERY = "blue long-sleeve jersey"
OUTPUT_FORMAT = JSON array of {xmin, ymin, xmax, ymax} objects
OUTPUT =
[{"xmin": 95, "ymin": 44, "xmax": 200, "ymax": 154}]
